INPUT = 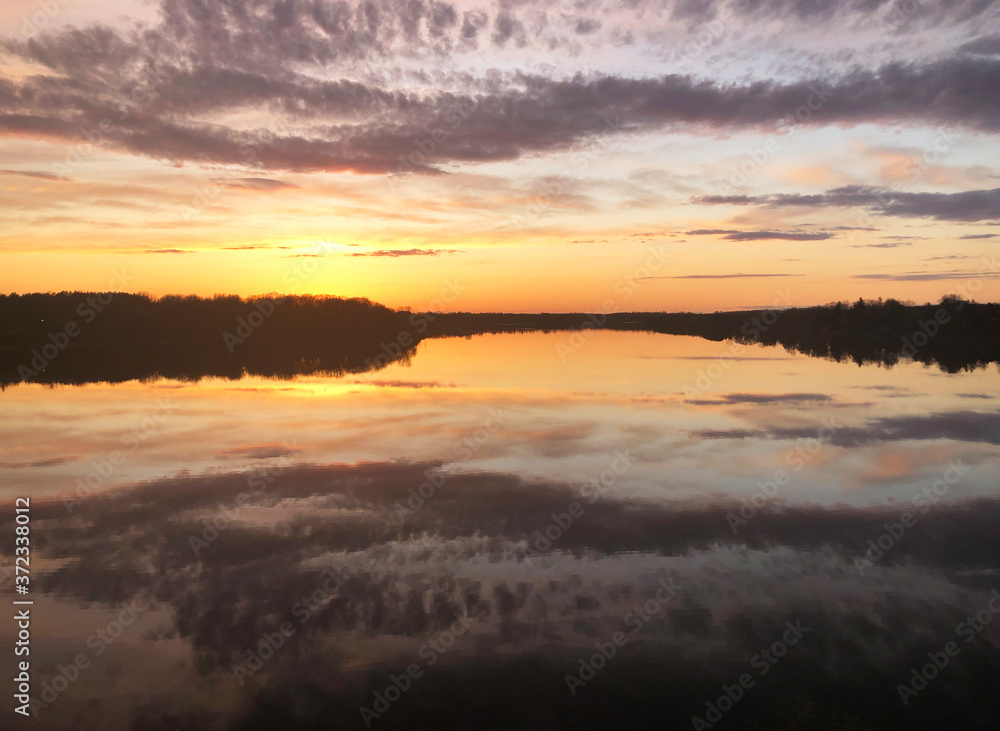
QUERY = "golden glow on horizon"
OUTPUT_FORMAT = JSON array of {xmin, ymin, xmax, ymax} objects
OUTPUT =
[
  {"xmin": 1, "ymin": 132, "xmax": 997, "ymax": 312},
  {"xmin": 2, "ymin": 237, "xmax": 997, "ymax": 313}
]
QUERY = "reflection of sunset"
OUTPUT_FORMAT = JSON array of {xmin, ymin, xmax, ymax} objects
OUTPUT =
[
  {"xmin": 4, "ymin": 332, "xmax": 996, "ymax": 509},
  {"xmin": 3, "ymin": 1, "xmax": 1000, "ymax": 728}
]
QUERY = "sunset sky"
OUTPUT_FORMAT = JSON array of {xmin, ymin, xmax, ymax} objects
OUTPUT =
[{"xmin": 2, "ymin": 0, "xmax": 999, "ymax": 312}]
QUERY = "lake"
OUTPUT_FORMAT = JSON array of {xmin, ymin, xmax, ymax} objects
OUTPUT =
[{"xmin": 3, "ymin": 331, "xmax": 999, "ymax": 730}]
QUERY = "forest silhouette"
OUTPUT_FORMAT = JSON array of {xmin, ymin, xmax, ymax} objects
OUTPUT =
[
  {"xmin": 0, "ymin": 292, "xmax": 413, "ymax": 387},
  {"xmin": 1, "ymin": 292, "xmax": 998, "ymax": 387}
]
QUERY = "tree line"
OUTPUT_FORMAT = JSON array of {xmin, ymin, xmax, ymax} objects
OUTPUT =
[{"xmin": 1, "ymin": 293, "xmax": 997, "ymax": 387}]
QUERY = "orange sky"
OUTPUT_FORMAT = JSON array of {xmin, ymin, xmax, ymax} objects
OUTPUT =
[{"xmin": 1, "ymin": 0, "xmax": 998, "ymax": 311}]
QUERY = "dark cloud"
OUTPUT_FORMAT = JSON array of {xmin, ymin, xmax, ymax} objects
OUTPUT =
[
  {"xmin": 672, "ymin": 0, "xmax": 997, "ymax": 26},
  {"xmin": 143, "ymin": 248, "xmax": 196, "ymax": 254},
  {"xmin": 492, "ymin": 12, "xmax": 525, "ymax": 47},
  {"xmin": 694, "ymin": 186, "xmax": 1000, "ymax": 222},
  {"xmin": 7, "ymin": 7, "xmax": 1000, "ymax": 175},
  {"xmin": 685, "ymin": 229, "xmax": 833, "ymax": 241},
  {"xmin": 959, "ymin": 233, "xmax": 998, "ymax": 239},
  {"xmin": 686, "ymin": 392, "xmax": 832, "ymax": 405},
  {"xmin": 728, "ymin": 231, "xmax": 833, "ymax": 240}
]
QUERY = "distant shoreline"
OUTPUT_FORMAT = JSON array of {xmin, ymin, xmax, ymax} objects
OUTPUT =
[{"xmin": 1, "ymin": 293, "xmax": 998, "ymax": 387}]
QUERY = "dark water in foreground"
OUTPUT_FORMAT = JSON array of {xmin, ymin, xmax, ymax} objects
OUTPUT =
[{"xmin": 2, "ymin": 331, "xmax": 999, "ymax": 730}]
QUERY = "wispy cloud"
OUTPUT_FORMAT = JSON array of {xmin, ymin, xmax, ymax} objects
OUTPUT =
[
  {"xmin": 0, "ymin": 456, "xmax": 77, "ymax": 468},
  {"xmin": 0, "ymin": 169, "xmax": 69, "ymax": 181},
  {"xmin": 693, "ymin": 409, "xmax": 1000, "ymax": 447},
  {"xmin": 641, "ymin": 273, "xmax": 803, "ymax": 279},
  {"xmin": 220, "ymin": 178, "xmax": 299, "ymax": 191},
  {"xmin": 686, "ymin": 392, "xmax": 832, "ymax": 405},
  {"xmin": 851, "ymin": 270, "xmax": 999, "ymax": 281},
  {"xmin": 852, "ymin": 242, "xmax": 913, "ymax": 248},
  {"xmin": 221, "ymin": 245, "xmax": 294, "ymax": 250},
  {"xmin": 215, "ymin": 444, "xmax": 303, "ymax": 460},
  {"xmin": 685, "ymin": 229, "xmax": 834, "ymax": 241},
  {"xmin": 347, "ymin": 248, "xmax": 460, "ymax": 257},
  {"xmin": 694, "ymin": 186, "xmax": 1000, "ymax": 222}
]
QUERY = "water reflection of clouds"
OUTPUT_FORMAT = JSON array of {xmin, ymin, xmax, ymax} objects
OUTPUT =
[
  {"xmin": 1, "ymin": 334, "xmax": 998, "ymax": 509},
  {"xmin": 2, "ymin": 331, "xmax": 1000, "ymax": 726},
  {"xmin": 10, "ymin": 460, "xmax": 1000, "ymax": 727},
  {"xmin": 692, "ymin": 410, "xmax": 1000, "ymax": 447}
]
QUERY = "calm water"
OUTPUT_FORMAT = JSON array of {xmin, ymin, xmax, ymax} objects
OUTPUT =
[{"xmin": 3, "ymin": 331, "xmax": 999, "ymax": 730}]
